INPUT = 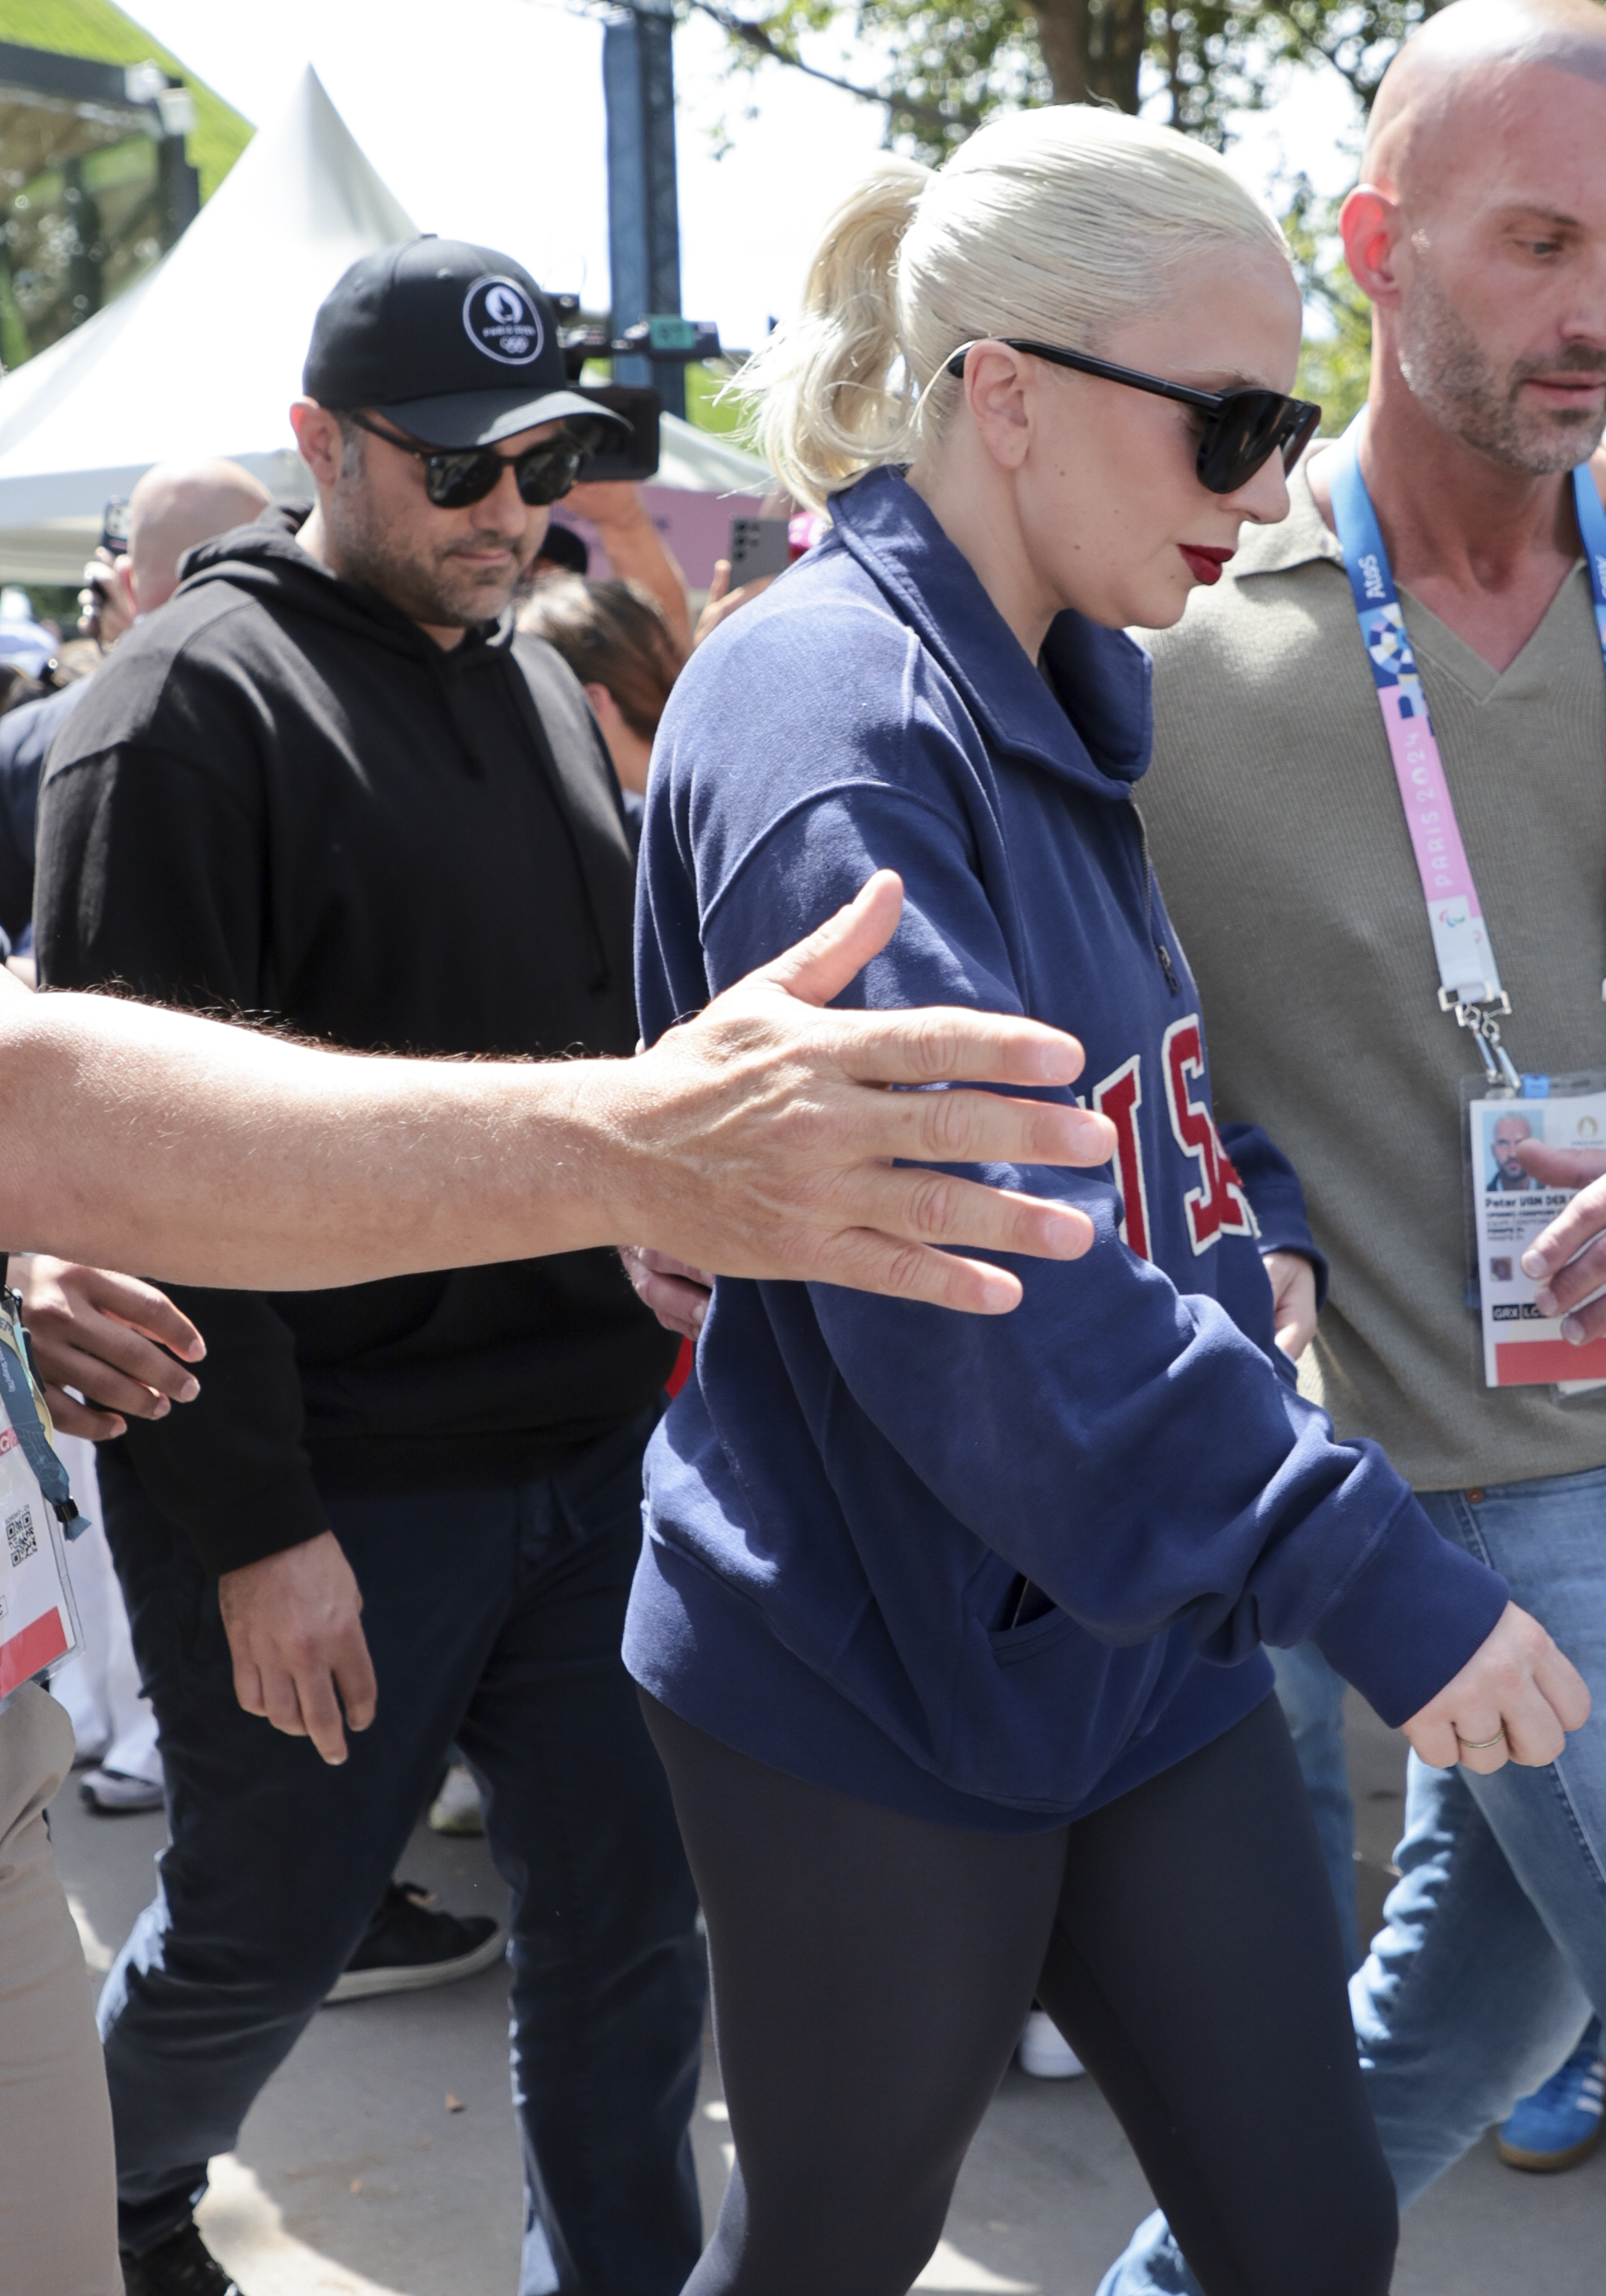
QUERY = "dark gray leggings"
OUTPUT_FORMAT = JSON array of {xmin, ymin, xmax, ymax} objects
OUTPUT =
[{"xmin": 643, "ymin": 1692, "xmax": 1396, "ymax": 2296}]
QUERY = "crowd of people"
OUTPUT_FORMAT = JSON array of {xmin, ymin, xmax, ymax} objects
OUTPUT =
[{"xmin": 1, "ymin": 2, "xmax": 1605, "ymax": 2293}]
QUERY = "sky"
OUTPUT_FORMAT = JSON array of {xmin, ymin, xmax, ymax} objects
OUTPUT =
[{"xmin": 130, "ymin": 0, "xmax": 1364, "ymax": 356}]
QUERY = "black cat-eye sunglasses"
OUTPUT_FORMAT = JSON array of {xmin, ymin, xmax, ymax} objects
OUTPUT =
[{"xmin": 943, "ymin": 340, "xmax": 1322, "ymax": 496}]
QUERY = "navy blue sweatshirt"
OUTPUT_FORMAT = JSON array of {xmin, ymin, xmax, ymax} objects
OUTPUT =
[{"xmin": 626, "ymin": 467, "xmax": 1506, "ymax": 1830}]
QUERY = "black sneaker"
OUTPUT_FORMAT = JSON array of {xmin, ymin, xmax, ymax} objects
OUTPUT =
[
  {"xmin": 324, "ymin": 1878, "xmax": 504, "ymax": 2003},
  {"xmin": 121, "ymin": 2221, "xmax": 242, "ymax": 2295}
]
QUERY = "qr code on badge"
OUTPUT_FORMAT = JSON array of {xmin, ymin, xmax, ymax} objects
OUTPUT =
[{"xmin": 6, "ymin": 1504, "xmax": 37, "ymax": 1565}]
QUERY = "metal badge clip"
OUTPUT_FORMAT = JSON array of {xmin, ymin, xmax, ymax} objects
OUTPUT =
[{"xmin": 1442, "ymin": 990, "xmax": 1520, "ymax": 1092}]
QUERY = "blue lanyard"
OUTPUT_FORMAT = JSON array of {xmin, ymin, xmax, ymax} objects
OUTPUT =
[
  {"xmin": 0, "ymin": 1301, "xmax": 80, "ymax": 1534},
  {"xmin": 1328, "ymin": 419, "xmax": 1606, "ymax": 1087},
  {"xmin": 1580, "ymin": 448, "xmax": 1606, "ymax": 650}
]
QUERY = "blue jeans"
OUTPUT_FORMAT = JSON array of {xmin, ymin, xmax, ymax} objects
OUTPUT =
[
  {"xmin": 1270, "ymin": 1643, "xmax": 1360, "ymax": 1975},
  {"xmin": 96, "ymin": 1411, "xmax": 705, "ymax": 2295},
  {"xmin": 1099, "ymin": 1463, "xmax": 1606, "ymax": 2296}
]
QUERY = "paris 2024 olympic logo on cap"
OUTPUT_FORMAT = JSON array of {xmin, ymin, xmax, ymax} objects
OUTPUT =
[{"xmin": 463, "ymin": 276, "xmax": 544, "ymax": 366}]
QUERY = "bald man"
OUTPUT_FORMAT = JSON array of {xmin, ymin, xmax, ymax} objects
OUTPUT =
[
  {"xmin": 1099, "ymin": 4, "xmax": 1606, "ymax": 2285},
  {"xmin": 116, "ymin": 457, "xmax": 272, "ymax": 616},
  {"xmin": 0, "ymin": 460, "xmax": 273, "ymax": 947},
  {"xmin": 1490, "ymin": 1111, "xmax": 1538, "ymax": 1190}
]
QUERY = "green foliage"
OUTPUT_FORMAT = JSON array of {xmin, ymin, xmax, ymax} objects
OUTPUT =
[
  {"xmin": 0, "ymin": 0, "xmax": 252, "ymax": 200},
  {"xmin": 0, "ymin": 262, "xmax": 27, "ymax": 369},
  {"xmin": 695, "ymin": 0, "xmax": 1461, "ymax": 162},
  {"xmin": 1280, "ymin": 174, "xmax": 1371, "ymax": 432},
  {"xmin": 685, "ymin": 360, "xmax": 758, "ymax": 434},
  {"xmin": 1258, "ymin": 0, "xmax": 1449, "ymax": 109},
  {"xmin": 823, "ymin": 0, "xmax": 1048, "ymax": 155}
]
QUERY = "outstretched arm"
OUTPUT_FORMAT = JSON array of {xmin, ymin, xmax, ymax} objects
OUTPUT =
[
  {"xmin": 0, "ymin": 872, "xmax": 1114, "ymax": 1314},
  {"xmin": 562, "ymin": 480, "xmax": 693, "ymax": 657}
]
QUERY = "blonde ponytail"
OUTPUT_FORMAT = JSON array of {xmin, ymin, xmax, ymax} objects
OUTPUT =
[
  {"xmin": 743, "ymin": 107, "xmax": 1290, "ymax": 512},
  {"xmin": 745, "ymin": 157, "xmax": 933, "ymax": 511}
]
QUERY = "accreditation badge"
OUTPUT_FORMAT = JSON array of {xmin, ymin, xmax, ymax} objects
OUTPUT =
[
  {"xmin": 1469, "ymin": 1077, "xmax": 1606, "ymax": 1389},
  {"xmin": 0, "ymin": 1298, "xmax": 83, "ymax": 1696}
]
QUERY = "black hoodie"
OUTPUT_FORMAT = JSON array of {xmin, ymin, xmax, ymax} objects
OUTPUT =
[{"xmin": 35, "ymin": 508, "xmax": 675, "ymax": 1574}]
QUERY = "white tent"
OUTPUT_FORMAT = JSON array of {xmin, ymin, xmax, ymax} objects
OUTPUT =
[
  {"xmin": 0, "ymin": 65, "xmax": 771, "ymax": 587},
  {"xmin": 0, "ymin": 68, "xmax": 410, "ymax": 583}
]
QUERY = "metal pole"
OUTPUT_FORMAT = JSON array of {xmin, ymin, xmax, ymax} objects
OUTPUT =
[{"xmin": 603, "ymin": 0, "xmax": 686, "ymax": 419}]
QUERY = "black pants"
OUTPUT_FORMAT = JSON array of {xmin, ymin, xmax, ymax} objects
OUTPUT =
[
  {"xmin": 644, "ymin": 1692, "xmax": 1395, "ymax": 2296},
  {"xmin": 99, "ymin": 1417, "xmax": 705, "ymax": 2294}
]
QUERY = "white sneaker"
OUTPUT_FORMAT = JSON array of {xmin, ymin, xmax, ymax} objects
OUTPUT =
[
  {"xmin": 428, "ymin": 1762, "xmax": 486, "ymax": 1836},
  {"xmin": 1018, "ymin": 2007, "xmax": 1085, "ymax": 2079},
  {"xmin": 78, "ymin": 1766, "xmax": 164, "ymax": 1815}
]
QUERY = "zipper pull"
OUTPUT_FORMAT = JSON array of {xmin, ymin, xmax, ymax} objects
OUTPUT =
[{"xmin": 1156, "ymin": 942, "xmax": 1181, "ymax": 995}]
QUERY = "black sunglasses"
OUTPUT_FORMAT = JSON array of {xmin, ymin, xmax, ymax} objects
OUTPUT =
[
  {"xmin": 348, "ymin": 410, "xmax": 599, "ymax": 509},
  {"xmin": 943, "ymin": 340, "xmax": 1322, "ymax": 495}
]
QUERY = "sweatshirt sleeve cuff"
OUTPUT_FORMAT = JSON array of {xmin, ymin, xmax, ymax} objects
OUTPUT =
[
  {"xmin": 1306, "ymin": 1493, "xmax": 1508, "ymax": 1727},
  {"xmin": 181, "ymin": 1467, "xmax": 331, "ymax": 1578}
]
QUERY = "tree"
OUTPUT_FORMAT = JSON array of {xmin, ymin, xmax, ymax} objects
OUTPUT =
[
  {"xmin": 688, "ymin": 0, "xmax": 1455, "ymax": 159},
  {"xmin": 1282, "ymin": 174, "xmax": 1373, "ymax": 425}
]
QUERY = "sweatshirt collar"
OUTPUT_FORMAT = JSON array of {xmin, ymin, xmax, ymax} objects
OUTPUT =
[{"xmin": 826, "ymin": 466, "xmax": 1153, "ymax": 794}]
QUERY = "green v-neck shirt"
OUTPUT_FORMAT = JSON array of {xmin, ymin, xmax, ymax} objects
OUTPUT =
[{"xmin": 1138, "ymin": 459, "xmax": 1606, "ymax": 1490}]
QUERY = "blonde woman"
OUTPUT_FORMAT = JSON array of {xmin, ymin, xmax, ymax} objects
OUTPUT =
[{"xmin": 623, "ymin": 109, "xmax": 1588, "ymax": 2296}]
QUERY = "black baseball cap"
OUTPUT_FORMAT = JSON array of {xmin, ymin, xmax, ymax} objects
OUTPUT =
[{"xmin": 303, "ymin": 236, "xmax": 629, "ymax": 451}]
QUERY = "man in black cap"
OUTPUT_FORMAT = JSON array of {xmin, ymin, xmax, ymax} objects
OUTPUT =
[{"xmin": 34, "ymin": 238, "xmax": 702, "ymax": 2296}]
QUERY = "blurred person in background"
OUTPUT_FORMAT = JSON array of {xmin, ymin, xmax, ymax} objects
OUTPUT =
[
  {"xmin": 0, "ymin": 460, "xmax": 272, "ymax": 953},
  {"xmin": 519, "ymin": 572, "xmax": 680, "ymax": 800},
  {"xmin": 118, "ymin": 460, "xmax": 275, "ymax": 618},
  {"xmin": 532, "ymin": 517, "xmax": 589, "ymax": 579},
  {"xmin": 560, "ymin": 476, "xmax": 692, "ymax": 655},
  {"xmin": 77, "ymin": 547, "xmax": 135, "ymax": 651}
]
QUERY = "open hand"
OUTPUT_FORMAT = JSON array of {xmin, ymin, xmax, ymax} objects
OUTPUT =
[
  {"xmin": 616, "ymin": 871, "xmax": 1119, "ymax": 1315},
  {"xmin": 1403, "ymin": 1601, "xmax": 1589, "ymax": 1774},
  {"xmin": 16, "ymin": 1257, "xmax": 204, "ymax": 1440}
]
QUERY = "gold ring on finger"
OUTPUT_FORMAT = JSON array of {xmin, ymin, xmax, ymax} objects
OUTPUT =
[{"xmin": 1456, "ymin": 1729, "xmax": 1507, "ymax": 1752}]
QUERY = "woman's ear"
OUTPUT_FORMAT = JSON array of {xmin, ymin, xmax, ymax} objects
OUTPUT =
[{"xmin": 962, "ymin": 343, "xmax": 1034, "ymax": 472}]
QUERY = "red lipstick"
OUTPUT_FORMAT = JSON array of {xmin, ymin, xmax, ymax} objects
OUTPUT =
[{"xmin": 1179, "ymin": 545, "xmax": 1234, "ymax": 585}]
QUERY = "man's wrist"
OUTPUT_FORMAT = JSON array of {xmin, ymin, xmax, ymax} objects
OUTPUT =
[{"xmin": 555, "ymin": 1051, "xmax": 662, "ymax": 1250}]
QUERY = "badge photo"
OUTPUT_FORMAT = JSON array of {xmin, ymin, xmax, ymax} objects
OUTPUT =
[
  {"xmin": 1484, "ymin": 1105, "xmax": 1543, "ymax": 1195},
  {"xmin": 463, "ymin": 276, "xmax": 544, "ymax": 366}
]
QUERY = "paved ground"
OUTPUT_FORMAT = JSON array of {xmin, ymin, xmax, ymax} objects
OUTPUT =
[{"xmin": 52, "ymin": 1693, "xmax": 1603, "ymax": 2296}]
